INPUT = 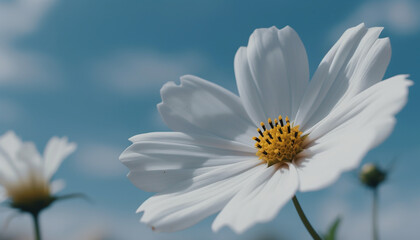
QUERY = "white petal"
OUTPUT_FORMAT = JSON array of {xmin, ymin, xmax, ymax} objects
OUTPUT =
[
  {"xmin": 17, "ymin": 142, "xmax": 43, "ymax": 169},
  {"xmin": 234, "ymin": 47, "xmax": 267, "ymax": 124},
  {"xmin": 43, "ymin": 137, "xmax": 76, "ymax": 180},
  {"xmin": 212, "ymin": 164, "xmax": 298, "ymax": 233},
  {"xmin": 296, "ymin": 24, "xmax": 391, "ymax": 131},
  {"xmin": 120, "ymin": 132, "xmax": 256, "ymax": 192},
  {"xmin": 235, "ymin": 26, "xmax": 309, "ymax": 123},
  {"xmin": 128, "ymin": 131, "xmax": 254, "ymax": 153},
  {"xmin": 158, "ymin": 75, "xmax": 255, "ymax": 145},
  {"xmin": 138, "ymin": 160, "xmax": 261, "ymax": 232},
  {"xmin": 297, "ymin": 75, "xmax": 412, "ymax": 191},
  {"xmin": 12, "ymin": 142, "xmax": 45, "ymax": 183},
  {"xmin": 0, "ymin": 131, "xmax": 22, "ymax": 183},
  {"xmin": 0, "ymin": 131, "xmax": 22, "ymax": 159}
]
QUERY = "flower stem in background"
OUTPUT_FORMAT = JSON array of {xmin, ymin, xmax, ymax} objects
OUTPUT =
[
  {"xmin": 359, "ymin": 163, "xmax": 386, "ymax": 240},
  {"xmin": 372, "ymin": 189, "xmax": 379, "ymax": 240},
  {"xmin": 31, "ymin": 212, "xmax": 42, "ymax": 240},
  {"xmin": 292, "ymin": 195, "xmax": 321, "ymax": 240}
]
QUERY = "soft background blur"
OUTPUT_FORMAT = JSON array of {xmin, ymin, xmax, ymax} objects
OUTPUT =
[{"xmin": 0, "ymin": 0, "xmax": 418, "ymax": 239}]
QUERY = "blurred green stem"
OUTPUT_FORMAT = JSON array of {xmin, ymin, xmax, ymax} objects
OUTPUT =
[
  {"xmin": 372, "ymin": 189, "xmax": 379, "ymax": 240},
  {"xmin": 31, "ymin": 212, "xmax": 42, "ymax": 240},
  {"xmin": 292, "ymin": 196, "xmax": 321, "ymax": 240}
]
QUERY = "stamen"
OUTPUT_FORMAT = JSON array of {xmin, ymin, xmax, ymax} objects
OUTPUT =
[
  {"xmin": 253, "ymin": 116, "xmax": 305, "ymax": 167},
  {"xmin": 268, "ymin": 118, "xmax": 274, "ymax": 128},
  {"xmin": 279, "ymin": 115, "xmax": 284, "ymax": 126},
  {"xmin": 260, "ymin": 122, "xmax": 266, "ymax": 131}
]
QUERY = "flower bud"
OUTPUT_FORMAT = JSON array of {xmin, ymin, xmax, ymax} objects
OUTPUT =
[{"xmin": 359, "ymin": 163, "xmax": 387, "ymax": 188}]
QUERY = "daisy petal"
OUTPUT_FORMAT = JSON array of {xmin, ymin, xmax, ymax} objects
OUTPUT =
[
  {"xmin": 0, "ymin": 131, "xmax": 22, "ymax": 159},
  {"xmin": 158, "ymin": 75, "xmax": 255, "ymax": 145},
  {"xmin": 138, "ymin": 160, "xmax": 261, "ymax": 232},
  {"xmin": 235, "ymin": 26, "xmax": 309, "ymax": 123},
  {"xmin": 297, "ymin": 75, "xmax": 412, "ymax": 191},
  {"xmin": 212, "ymin": 164, "xmax": 298, "ymax": 233},
  {"xmin": 0, "ymin": 132, "xmax": 22, "ymax": 183},
  {"xmin": 120, "ymin": 132, "xmax": 256, "ymax": 192},
  {"xmin": 16, "ymin": 142, "xmax": 43, "ymax": 175},
  {"xmin": 296, "ymin": 24, "xmax": 391, "ymax": 131},
  {"xmin": 43, "ymin": 137, "xmax": 77, "ymax": 180}
]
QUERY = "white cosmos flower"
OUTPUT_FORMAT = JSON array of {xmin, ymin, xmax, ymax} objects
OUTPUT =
[
  {"xmin": 0, "ymin": 131, "xmax": 76, "ymax": 210},
  {"xmin": 120, "ymin": 23, "xmax": 412, "ymax": 233}
]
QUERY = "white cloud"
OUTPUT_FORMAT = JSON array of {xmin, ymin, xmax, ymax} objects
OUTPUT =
[
  {"xmin": 0, "ymin": 0, "xmax": 59, "ymax": 89},
  {"xmin": 0, "ymin": 47, "xmax": 61, "ymax": 89},
  {"xmin": 330, "ymin": 0, "xmax": 420, "ymax": 40},
  {"xmin": 75, "ymin": 143, "xmax": 126, "ymax": 178},
  {"xmin": 0, "ymin": 0, "xmax": 55, "ymax": 41},
  {"xmin": 92, "ymin": 50, "xmax": 211, "ymax": 96}
]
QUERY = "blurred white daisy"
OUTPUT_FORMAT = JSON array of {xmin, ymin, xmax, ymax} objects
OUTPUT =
[
  {"xmin": 0, "ymin": 131, "xmax": 76, "ymax": 213},
  {"xmin": 120, "ymin": 23, "xmax": 411, "ymax": 233}
]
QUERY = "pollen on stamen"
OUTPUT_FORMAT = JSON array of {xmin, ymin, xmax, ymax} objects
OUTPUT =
[
  {"xmin": 279, "ymin": 115, "xmax": 284, "ymax": 126},
  {"xmin": 260, "ymin": 122, "xmax": 266, "ymax": 131},
  {"xmin": 257, "ymin": 128, "xmax": 264, "ymax": 137},
  {"xmin": 268, "ymin": 118, "xmax": 274, "ymax": 128},
  {"xmin": 253, "ymin": 116, "xmax": 305, "ymax": 167}
]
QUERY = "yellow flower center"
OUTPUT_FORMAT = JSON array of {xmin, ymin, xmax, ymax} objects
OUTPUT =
[
  {"xmin": 6, "ymin": 179, "xmax": 52, "ymax": 211},
  {"xmin": 253, "ymin": 116, "xmax": 305, "ymax": 167}
]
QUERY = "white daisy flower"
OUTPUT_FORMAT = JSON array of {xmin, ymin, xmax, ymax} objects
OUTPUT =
[
  {"xmin": 0, "ymin": 131, "xmax": 76, "ymax": 213},
  {"xmin": 120, "ymin": 24, "xmax": 411, "ymax": 234}
]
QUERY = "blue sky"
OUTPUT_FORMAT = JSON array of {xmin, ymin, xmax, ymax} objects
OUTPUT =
[{"xmin": 0, "ymin": 0, "xmax": 419, "ymax": 239}]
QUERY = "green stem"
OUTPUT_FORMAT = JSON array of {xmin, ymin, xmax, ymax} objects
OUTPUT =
[
  {"xmin": 31, "ymin": 212, "xmax": 42, "ymax": 240},
  {"xmin": 372, "ymin": 189, "xmax": 379, "ymax": 240},
  {"xmin": 292, "ymin": 195, "xmax": 322, "ymax": 240}
]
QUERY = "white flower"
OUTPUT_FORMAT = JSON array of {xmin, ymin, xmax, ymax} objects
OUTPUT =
[
  {"xmin": 120, "ymin": 24, "xmax": 412, "ymax": 233},
  {"xmin": 0, "ymin": 131, "xmax": 76, "ymax": 210}
]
